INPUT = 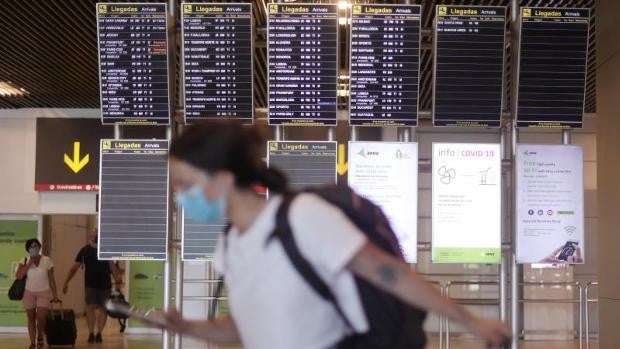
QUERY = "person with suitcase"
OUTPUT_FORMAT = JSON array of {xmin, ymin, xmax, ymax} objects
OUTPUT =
[
  {"xmin": 16, "ymin": 239, "xmax": 59, "ymax": 349},
  {"xmin": 62, "ymin": 228, "xmax": 122, "ymax": 344},
  {"xmin": 148, "ymin": 121, "xmax": 511, "ymax": 348},
  {"xmin": 45, "ymin": 299, "xmax": 78, "ymax": 347}
]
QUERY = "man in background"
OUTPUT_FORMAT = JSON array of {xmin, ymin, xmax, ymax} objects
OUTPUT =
[{"xmin": 63, "ymin": 228, "xmax": 122, "ymax": 344}]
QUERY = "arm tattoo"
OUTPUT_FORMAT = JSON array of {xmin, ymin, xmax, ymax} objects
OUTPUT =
[{"xmin": 377, "ymin": 264, "xmax": 399, "ymax": 286}]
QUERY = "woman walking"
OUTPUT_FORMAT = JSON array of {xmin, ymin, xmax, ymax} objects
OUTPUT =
[
  {"xmin": 147, "ymin": 121, "xmax": 510, "ymax": 348},
  {"xmin": 16, "ymin": 239, "xmax": 59, "ymax": 349}
]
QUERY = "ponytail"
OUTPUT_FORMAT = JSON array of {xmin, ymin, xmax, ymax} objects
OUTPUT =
[{"xmin": 256, "ymin": 167, "xmax": 289, "ymax": 194}]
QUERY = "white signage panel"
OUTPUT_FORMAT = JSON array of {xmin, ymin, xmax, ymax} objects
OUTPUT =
[
  {"xmin": 516, "ymin": 145, "xmax": 584, "ymax": 264},
  {"xmin": 348, "ymin": 142, "xmax": 418, "ymax": 263},
  {"xmin": 432, "ymin": 143, "xmax": 501, "ymax": 263}
]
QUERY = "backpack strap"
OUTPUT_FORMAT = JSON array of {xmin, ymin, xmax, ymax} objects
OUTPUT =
[
  {"xmin": 270, "ymin": 194, "xmax": 353, "ymax": 330},
  {"xmin": 209, "ymin": 222, "xmax": 232, "ymax": 320}
]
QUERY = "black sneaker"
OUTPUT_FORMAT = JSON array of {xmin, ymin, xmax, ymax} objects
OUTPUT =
[
  {"xmin": 88, "ymin": 333, "xmax": 95, "ymax": 343},
  {"xmin": 95, "ymin": 333, "xmax": 103, "ymax": 343}
]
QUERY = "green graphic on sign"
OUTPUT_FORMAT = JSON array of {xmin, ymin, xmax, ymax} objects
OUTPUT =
[
  {"xmin": 0, "ymin": 219, "xmax": 39, "ymax": 327},
  {"xmin": 128, "ymin": 261, "xmax": 165, "ymax": 329}
]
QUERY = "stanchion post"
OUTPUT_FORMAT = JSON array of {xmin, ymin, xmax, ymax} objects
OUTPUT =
[
  {"xmin": 509, "ymin": 0, "xmax": 521, "ymax": 347},
  {"xmin": 579, "ymin": 283, "xmax": 583, "ymax": 349}
]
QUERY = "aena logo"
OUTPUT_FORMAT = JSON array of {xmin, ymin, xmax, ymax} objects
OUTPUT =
[{"xmin": 357, "ymin": 149, "xmax": 378, "ymax": 158}]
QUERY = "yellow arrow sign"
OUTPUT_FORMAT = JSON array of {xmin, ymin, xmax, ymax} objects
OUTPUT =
[
  {"xmin": 337, "ymin": 143, "xmax": 348, "ymax": 176},
  {"xmin": 64, "ymin": 141, "xmax": 90, "ymax": 174}
]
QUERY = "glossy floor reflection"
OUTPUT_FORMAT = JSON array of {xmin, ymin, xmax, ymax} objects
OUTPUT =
[{"xmin": 0, "ymin": 318, "xmax": 597, "ymax": 349}]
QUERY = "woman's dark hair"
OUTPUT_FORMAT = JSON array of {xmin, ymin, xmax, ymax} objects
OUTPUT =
[
  {"xmin": 25, "ymin": 239, "xmax": 41, "ymax": 252},
  {"xmin": 170, "ymin": 121, "xmax": 289, "ymax": 193}
]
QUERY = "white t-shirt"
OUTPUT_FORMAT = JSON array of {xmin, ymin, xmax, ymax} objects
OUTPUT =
[
  {"xmin": 214, "ymin": 194, "xmax": 369, "ymax": 349},
  {"xmin": 22, "ymin": 256, "xmax": 54, "ymax": 292}
]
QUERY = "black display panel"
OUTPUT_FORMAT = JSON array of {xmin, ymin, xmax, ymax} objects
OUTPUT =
[
  {"xmin": 350, "ymin": 4, "xmax": 421, "ymax": 127},
  {"xmin": 182, "ymin": 215, "xmax": 226, "ymax": 261},
  {"xmin": 267, "ymin": 141, "xmax": 337, "ymax": 190},
  {"xmin": 433, "ymin": 6, "xmax": 506, "ymax": 127},
  {"xmin": 98, "ymin": 140, "xmax": 169, "ymax": 260},
  {"xmin": 97, "ymin": 3, "xmax": 170, "ymax": 125},
  {"xmin": 182, "ymin": 3, "xmax": 253, "ymax": 123},
  {"xmin": 516, "ymin": 8, "xmax": 590, "ymax": 128},
  {"xmin": 268, "ymin": 4, "xmax": 338, "ymax": 126}
]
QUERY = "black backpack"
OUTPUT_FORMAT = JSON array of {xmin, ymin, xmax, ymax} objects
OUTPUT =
[
  {"xmin": 215, "ymin": 185, "xmax": 427, "ymax": 349},
  {"xmin": 106, "ymin": 291, "xmax": 129, "ymax": 333}
]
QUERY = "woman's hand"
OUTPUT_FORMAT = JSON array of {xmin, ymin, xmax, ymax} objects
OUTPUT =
[
  {"xmin": 466, "ymin": 318, "xmax": 511, "ymax": 347},
  {"xmin": 160, "ymin": 308, "xmax": 190, "ymax": 334}
]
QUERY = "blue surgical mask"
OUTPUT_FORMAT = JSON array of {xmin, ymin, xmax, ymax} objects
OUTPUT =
[
  {"xmin": 176, "ymin": 185, "xmax": 226, "ymax": 224},
  {"xmin": 28, "ymin": 247, "xmax": 40, "ymax": 257}
]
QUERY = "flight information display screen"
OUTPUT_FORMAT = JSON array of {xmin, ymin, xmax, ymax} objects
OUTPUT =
[
  {"xmin": 182, "ymin": 215, "xmax": 227, "ymax": 261},
  {"xmin": 433, "ymin": 6, "xmax": 506, "ymax": 127},
  {"xmin": 350, "ymin": 4, "xmax": 421, "ymax": 127},
  {"xmin": 267, "ymin": 141, "xmax": 337, "ymax": 190},
  {"xmin": 268, "ymin": 4, "xmax": 338, "ymax": 126},
  {"xmin": 517, "ymin": 8, "xmax": 590, "ymax": 128},
  {"xmin": 98, "ymin": 140, "xmax": 169, "ymax": 260},
  {"xmin": 97, "ymin": 3, "xmax": 170, "ymax": 125},
  {"xmin": 182, "ymin": 3, "xmax": 253, "ymax": 123}
]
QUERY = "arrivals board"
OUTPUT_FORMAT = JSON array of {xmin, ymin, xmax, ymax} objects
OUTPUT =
[
  {"xmin": 433, "ymin": 6, "xmax": 506, "ymax": 127},
  {"xmin": 267, "ymin": 141, "xmax": 337, "ymax": 190},
  {"xmin": 350, "ymin": 4, "xmax": 421, "ymax": 126},
  {"xmin": 432, "ymin": 143, "xmax": 501, "ymax": 263},
  {"xmin": 516, "ymin": 145, "xmax": 584, "ymax": 264},
  {"xmin": 516, "ymin": 8, "xmax": 590, "ymax": 128},
  {"xmin": 182, "ymin": 3, "xmax": 253, "ymax": 122},
  {"xmin": 268, "ymin": 4, "xmax": 338, "ymax": 126},
  {"xmin": 97, "ymin": 3, "xmax": 170, "ymax": 125},
  {"xmin": 348, "ymin": 142, "xmax": 418, "ymax": 262},
  {"xmin": 182, "ymin": 214, "xmax": 227, "ymax": 261},
  {"xmin": 98, "ymin": 140, "xmax": 169, "ymax": 260}
]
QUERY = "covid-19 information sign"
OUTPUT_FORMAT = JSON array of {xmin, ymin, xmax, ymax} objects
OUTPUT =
[
  {"xmin": 348, "ymin": 142, "xmax": 418, "ymax": 262},
  {"xmin": 516, "ymin": 145, "xmax": 584, "ymax": 264},
  {"xmin": 432, "ymin": 143, "xmax": 501, "ymax": 263}
]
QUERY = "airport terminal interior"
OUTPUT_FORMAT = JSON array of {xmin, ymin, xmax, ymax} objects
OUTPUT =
[{"xmin": 0, "ymin": 0, "xmax": 619, "ymax": 348}]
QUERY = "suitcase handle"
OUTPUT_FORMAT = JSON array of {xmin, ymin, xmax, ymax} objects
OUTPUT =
[{"xmin": 49, "ymin": 299, "xmax": 64, "ymax": 321}]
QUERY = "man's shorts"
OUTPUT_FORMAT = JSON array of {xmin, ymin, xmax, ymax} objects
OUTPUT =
[
  {"xmin": 85, "ymin": 288, "xmax": 111, "ymax": 307},
  {"xmin": 23, "ymin": 289, "xmax": 51, "ymax": 310}
]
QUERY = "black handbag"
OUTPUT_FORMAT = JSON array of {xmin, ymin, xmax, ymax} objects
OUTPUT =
[{"xmin": 8, "ymin": 258, "xmax": 27, "ymax": 301}]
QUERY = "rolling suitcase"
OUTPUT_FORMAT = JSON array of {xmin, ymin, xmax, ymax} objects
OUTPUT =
[{"xmin": 45, "ymin": 300, "xmax": 77, "ymax": 347}]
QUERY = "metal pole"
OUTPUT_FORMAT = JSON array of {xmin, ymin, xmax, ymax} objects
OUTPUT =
[
  {"xmin": 585, "ymin": 285, "xmax": 589, "ymax": 349},
  {"xmin": 164, "ymin": 123, "xmax": 173, "ymax": 349},
  {"xmin": 397, "ymin": 127, "xmax": 412, "ymax": 142},
  {"xmin": 562, "ymin": 129, "xmax": 572, "ymax": 145},
  {"xmin": 174, "ymin": 246, "xmax": 183, "ymax": 349},
  {"xmin": 350, "ymin": 126, "xmax": 359, "ymax": 142},
  {"xmin": 439, "ymin": 284, "xmax": 444, "ymax": 349},
  {"xmin": 114, "ymin": 124, "xmax": 122, "ymax": 139},
  {"xmin": 275, "ymin": 126, "xmax": 285, "ymax": 141},
  {"xmin": 509, "ymin": 0, "xmax": 520, "ymax": 347},
  {"xmin": 500, "ymin": 127, "xmax": 508, "ymax": 324},
  {"xmin": 445, "ymin": 284, "xmax": 451, "ymax": 349},
  {"xmin": 327, "ymin": 126, "xmax": 336, "ymax": 142},
  {"xmin": 510, "ymin": 127, "xmax": 519, "ymax": 349},
  {"xmin": 579, "ymin": 284, "xmax": 583, "ymax": 349}
]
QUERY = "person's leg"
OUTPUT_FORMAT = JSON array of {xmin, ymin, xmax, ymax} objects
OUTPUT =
[
  {"xmin": 26, "ymin": 309, "xmax": 36, "ymax": 347},
  {"xmin": 35, "ymin": 307, "xmax": 48, "ymax": 347},
  {"xmin": 94, "ymin": 289, "xmax": 110, "ymax": 343},
  {"xmin": 23, "ymin": 290, "xmax": 37, "ymax": 347},
  {"xmin": 35, "ymin": 292, "xmax": 50, "ymax": 348},
  {"xmin": 85, "ymin": 288, "xmax": 97, "ymax": 343}
]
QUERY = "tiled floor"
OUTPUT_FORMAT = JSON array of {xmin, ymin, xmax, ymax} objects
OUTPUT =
[{"xmin": 0, "ymin": 318, "xmax": 596, "ymax": 348}]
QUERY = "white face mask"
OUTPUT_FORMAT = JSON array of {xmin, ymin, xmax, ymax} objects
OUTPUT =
[{"xmin": 28, "ymin": 247, "xmax": 40, "ymax": 257}]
